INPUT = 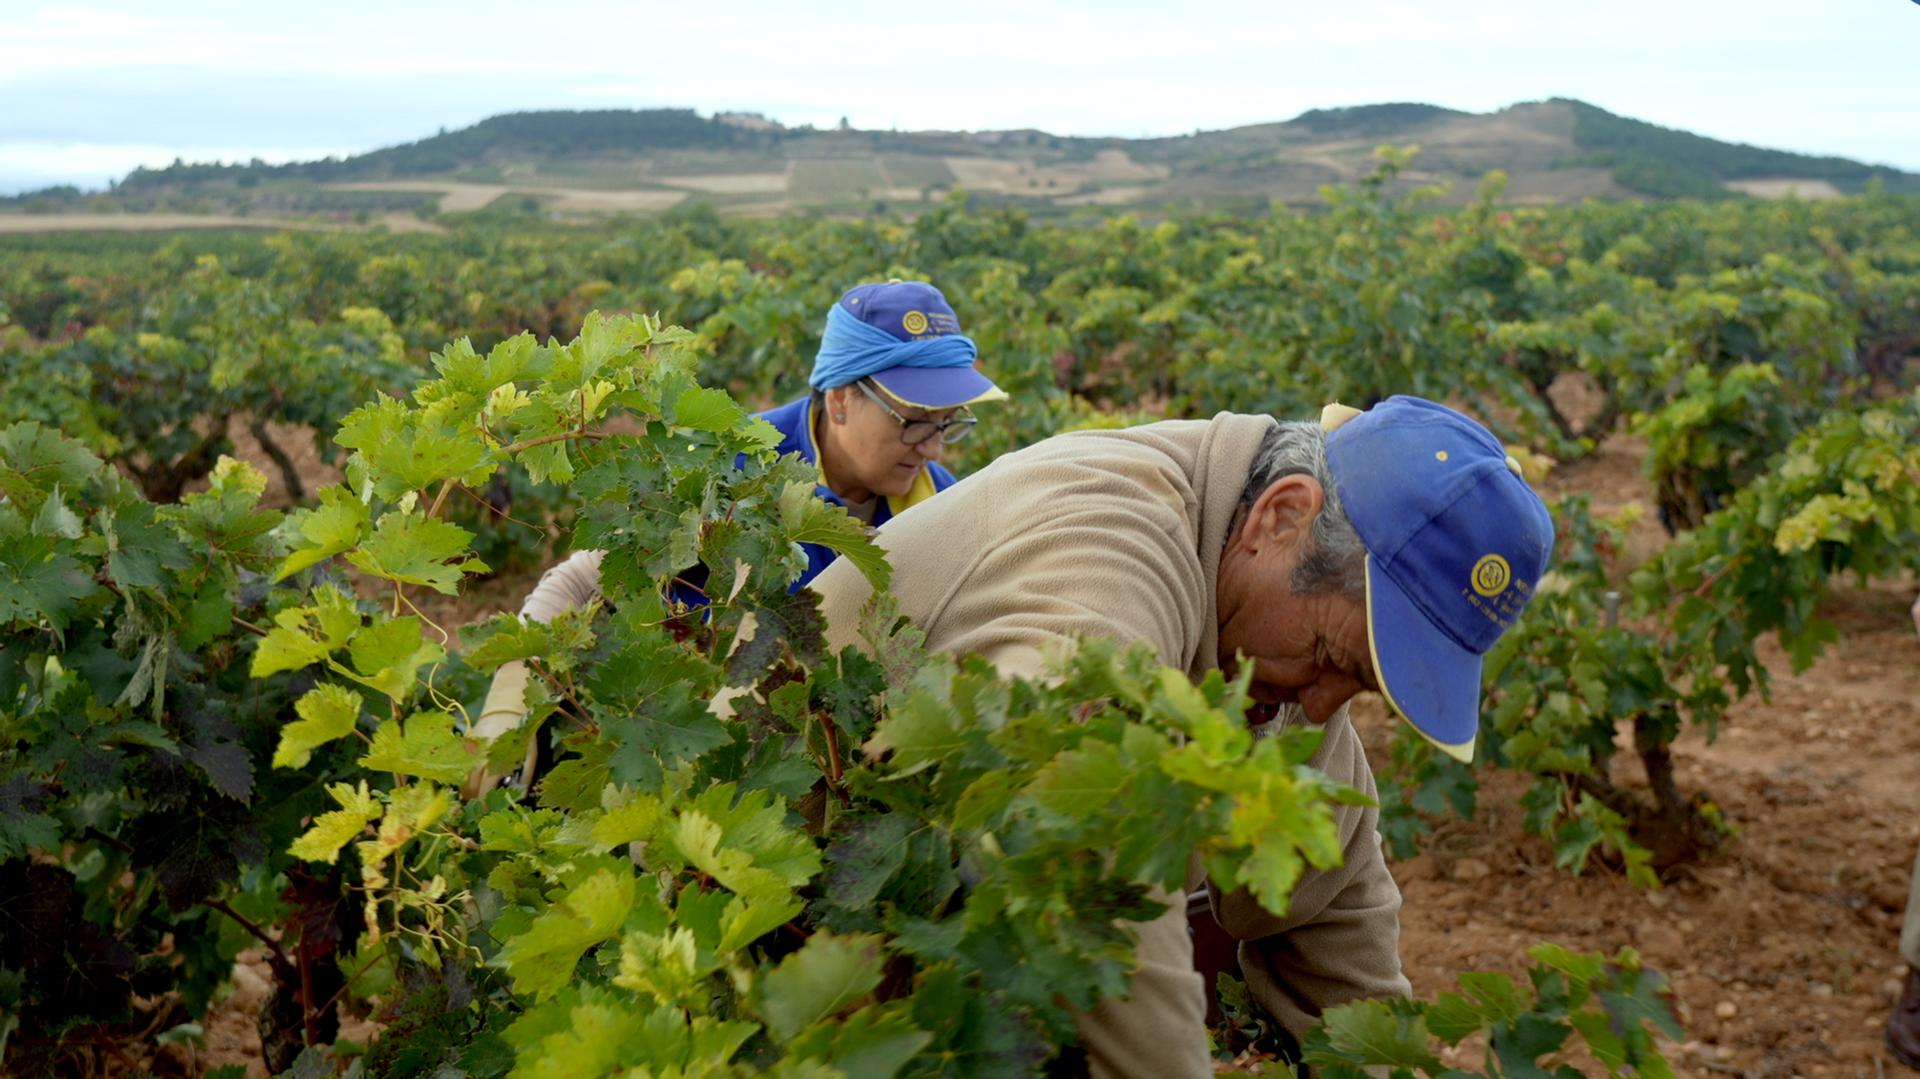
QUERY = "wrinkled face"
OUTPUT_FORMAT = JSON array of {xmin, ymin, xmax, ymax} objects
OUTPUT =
[
  {"xmin": 1218, "ymin": 571, "xmax": 1377, "ymax": 727},
  {"xmin": 820, "ymin": 383, "xmax": 955, "ymax": 500},
  {"xmin": 1215, "ymin": 475, "xmax": 1380, "ymax": 726}
]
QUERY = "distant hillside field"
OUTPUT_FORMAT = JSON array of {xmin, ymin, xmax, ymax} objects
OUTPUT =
[{"xmin": 5, "ymin": 100, "xmax": 1915, "ymax": 225}]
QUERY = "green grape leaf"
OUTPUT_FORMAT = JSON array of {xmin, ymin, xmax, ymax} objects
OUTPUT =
[
  {"xmin": 135, "ymin": 797, "xmax": 266, "ymax": 912},
  {"xmin": 344, "ymin": 512, "xmax": 488, "ymax": 595},
  {"xmin": 755, "ymin": 932, "xmax": 886, "ymax": 1041},
  {"xmin": 251, "ymin": 586, "xmax": 360, "ymax": 677},
  {"xmin": 359, "ymin": 711, "xmax": 478, "ymax": 783},
  {"xmin": 498, "ymin": 987, "xmax": 648, "ymax": 1077},
  {"xmin": 822, "ymin": 813, "xmax": 915, "ymax": 913},
  {"xmin": 275, "ymin": 485, "xmax": 370, "ymax": 580},
  {"xmin": 101, "ymin": 501, "xmax": 191, "ymax": 592},
  {"xmin": 478, "ymin": 806, "xmax": 573, "ymax": 855},
  {"xmin": 1305, "ymin": 999, "xmax": 1446, "ymax": 1070},
  {"xmin": 592, "ymin": 794, "xmax": 665, "ymax": 849},
  {"xmin": 274, "ymin": 683, "xmax": 363, "ymax": 769},
  {"xmin": 167, "ymin": 458, "xmax": 282, "ymax": 566},
  {"xmin": 726, "ymin": 590, "xmax": 828, "ymax": 686},
  {"xmin": 519, "ymin": 440, "xmax": 573, "ymax": 487},
  {"xmin": 0, "ymin": 519, "xmax": 95, "ymax": 628},
  {"xmin": 30, "ymin": 486, "xmax": 82, "ymax": 540},
  {"xmin": 1492, "ymin": 1013, "xmax": 1573, "ymax": 1069},
  {"xmin": 907, "ymin": 964, "xmax": 1051, "ymax": 1074},
  {"xmin": 1552, "ymin": 817, "xmax": 1604, "ymax": 875},
  {"xmin": 177, "ymin": 579, "xmax": 234, "ymax": 652},
  {"xmin": 357, "ymin": 782, "xmax": 453, "ymax": 866},
  {"xmin": 188, "ymin": 735, "xmax": 254, "ymax": 802},
  {"xmin": 1567, "ymin": 1010, "xmax": 1630, "ymax": 1072},
  {"xmin": 0, "ymin": 420, "xmax": 103, "ymax": 507},
  {"xmin": 1024, "ymin": 741, "xmax": 1128, "ymax": 821},
  {"xmin": 432, "ymin": 331, "xmax": 548, "ymax": 395},
  {"xmin": 0, "ymin": 773, "xmax": 60, "ymax": 858},
  {"xmin": 464, "ymin": 608, "xmax": 599, "ymax": 674},
  {"xmin": 888, "ymin": 916, "xmax": 964, "ymax": 965},
  {"xmin": 670, "ymin": 386, "xmax": 747, "ymax": 433},
  {"xmin": 346, "ymin": 615, "xmax": 444, "ymax": 702},
  {"xmin": 654, "ymin": 789, "xmax": 822, "ymax": 906},
  {"xmin": 1592, "ymin": 962, "xmax": 1684, "ymax": 1049},
  {"xmin": 863, "ymin": 681, "xmax": 963, "ymax": 778},
  {"xmin": 784, "ymin": 1002, "xmax": 932, "ymax": 1079},
  {"xmin": 1424, "ymin": 969, "xmax": 1543, "ymax": 1047},
  {"xmin": 780, "ymin": 482, "xmax": 891, "ymax": 592},
  {"xmin": 547, "ymin": 310, "xmax": 643, "ymax": 394},
  {"xmin": 599, "ymin": 686, "xmax": 729, "ymax": 772},
  {"xmin": 500, "ymin": 985, "xmax": 754, "ymax": 1076},
  {"xmin": 494, "ymin": 868, "xmax": 635, "ymax": 999},
  {"xmin": 856, "ymin": 593, "xmax": 928, "ymax": 691},
  {"xmin": 289, "ymin": 781, "xmax": 379, "ymax": 864},
  {"xmin": 613, "ymin": 926, "xmax": 705, "ymax": 1007},
  {"xmin": 718, "ymin": 892, "xmax": 803, "ymax": 955},
  {"xmin": 337, "ymin": 399, "xmax": 490, "ymax": 501},
  {"xmin": 537, "ymin": 748, "xmax": 616, "ymax": 814}
]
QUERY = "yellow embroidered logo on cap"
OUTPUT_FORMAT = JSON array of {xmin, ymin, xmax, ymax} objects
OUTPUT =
[
  {"xmin": 1471, "ymin": 554, "xmax": 1511, "ymax": 597},
  {"xmin": 901, "ymin": 310, "xmax": 929, "ymax": 335}
]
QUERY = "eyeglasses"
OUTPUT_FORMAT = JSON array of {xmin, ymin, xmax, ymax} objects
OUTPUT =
[{"xmin": 854, "ymin": 379, "xmax": 977, "ymax": 445}]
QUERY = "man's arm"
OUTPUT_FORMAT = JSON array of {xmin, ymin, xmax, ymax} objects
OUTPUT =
[
  {"xmin": 1208, "ymin": 715, "xmax": 1411, "ymax": 1039},
  {"xmin": 813, "ymin": 485, "xmax": 1215, "ymax": 1078},
  {"xmin": 1074, "ymin": 887, "xmax": 1213, "ymax": 1079},
  {"xmin": 933, "ymin": 516, "xmax": 1214, "ymax": 1079}
]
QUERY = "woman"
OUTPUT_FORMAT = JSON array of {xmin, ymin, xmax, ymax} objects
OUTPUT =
[
  {"xmin": 748, "ymin": 278, "xmax": 1005, "ymax": 584},
  {"xmin": 466, "ymin": 280, "xmax": 1004, "ymax": 783}
]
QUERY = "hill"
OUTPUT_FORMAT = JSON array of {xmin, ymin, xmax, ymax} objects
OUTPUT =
[{"xmin": 5, "ymin": 100, "xmax": 1915, "ymax": 223}]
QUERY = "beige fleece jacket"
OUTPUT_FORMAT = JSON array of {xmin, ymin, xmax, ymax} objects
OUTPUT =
[{"xmin": 809, "ymin": 413, "xmax": 1410, "ymax": 1079}]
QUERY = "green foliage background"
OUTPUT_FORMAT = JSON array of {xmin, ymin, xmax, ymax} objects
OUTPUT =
[{"xmin": 5, "ymin": 158, "xmax": 1917, "ymax": 1075}]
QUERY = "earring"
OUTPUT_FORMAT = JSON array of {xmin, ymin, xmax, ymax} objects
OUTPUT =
[{"xmin": 834, "ymin": 413, "xmax": 846, "ymax": 422}]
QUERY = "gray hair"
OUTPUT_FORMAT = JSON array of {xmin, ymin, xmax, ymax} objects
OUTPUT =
[{"xmin": 1235, "ymin": 421, "xmax": 1367, "ymax": 598}]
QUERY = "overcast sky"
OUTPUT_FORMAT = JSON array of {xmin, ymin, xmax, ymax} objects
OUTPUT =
[{"xmin": 3, "ymin": 0, "xmax": 1918, "ymax": 194}]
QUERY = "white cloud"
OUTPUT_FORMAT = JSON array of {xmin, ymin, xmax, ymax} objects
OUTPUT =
[{"xmin": 0, "ymin": 5, "xmax": 292, "ymax": 78}]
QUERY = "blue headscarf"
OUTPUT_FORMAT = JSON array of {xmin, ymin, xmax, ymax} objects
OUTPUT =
[{"xmin": 808, "ymin": 303, "xmax": 980, "ymax": 391}]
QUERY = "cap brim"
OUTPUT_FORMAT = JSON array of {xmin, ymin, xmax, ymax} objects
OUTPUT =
[
  {"xmin": 868, "ymin": 365, "xmax": 1007, "ymax": 410},
  {"xmin": 1364, "ymin": 554, "xmax": 1481, "ymax": 763}
]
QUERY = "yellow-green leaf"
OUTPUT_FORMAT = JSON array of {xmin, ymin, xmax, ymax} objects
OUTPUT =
[
  {"xmin": 274, "ymin": 485, "xmax": 370, "ymax": 581},
  {"xmin": 289, "ymin": 781, "xmax": 379, "ymax": 864},
  {"xmin": 360, "ymin": 711, "xmax": 478, "ymax": 783},
  {"xmin": 273, "ymin": 683, "xmax": 362, "ymax": 769}
]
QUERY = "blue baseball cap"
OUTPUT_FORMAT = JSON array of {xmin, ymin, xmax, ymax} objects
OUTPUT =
[
  {"xmin": 837, "ymin": 281, "xmax": 1006, "ymax": 410},
  {"xmin": 1323, "ymin": 396, "xmax": 1554, "ymax": 762}
]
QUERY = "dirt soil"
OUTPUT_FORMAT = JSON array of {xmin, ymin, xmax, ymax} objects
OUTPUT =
[{"xmin": 175, "ymin": 427, "xmax": 1919, "ymax": 1078}]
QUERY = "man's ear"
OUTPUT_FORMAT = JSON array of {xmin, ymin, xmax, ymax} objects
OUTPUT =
[{"xmin": 1238, "ymin": 474, "xmax": 1325, "ymax": 554}]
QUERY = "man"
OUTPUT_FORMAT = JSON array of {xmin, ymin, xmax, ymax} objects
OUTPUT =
[{"xmin": 810, "ymin": 395, "xmax": 1555, "ymax": 1077}]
